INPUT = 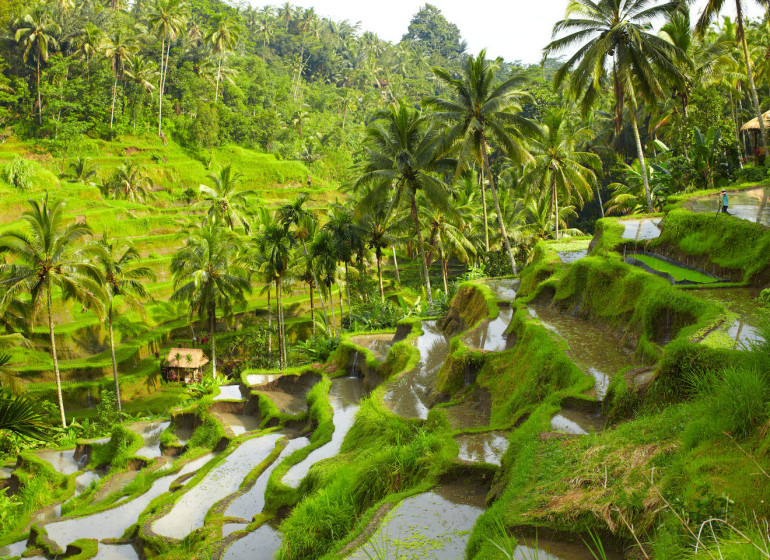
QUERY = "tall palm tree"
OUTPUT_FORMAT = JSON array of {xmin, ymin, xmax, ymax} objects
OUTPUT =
[
  {"xmin": 199, "ymin": 164, "xmax": 255, "ymax": 232},
  {"xmin": 94, "ymin": 235, "xmax": 156, "ymax": 412},
  {"xmin": 101, "ymin": 29, "xmax": 137, "ymax": 129},
  {"xmin": 73, "ymin": 23, "xmax": 101, "ymax": 82},
  {"xmin": 106, "ymin": 161, "xmax": 152, "ymax": 202},
  {"xmin": 544, "ymin": 0, "xmax": 683, "ymax": 213},
  {"xmin": 324, "ymin": 204, "xmax": 363, "ymax": 321},
  {"xmin": 206, "ymin": 14, "xmax": 240, "ymax": 103},
  {"xmin": 522, "ymin": 108, "xmax": 600, "ymax": 239},
  {"xmin": 426, "ymin": 50, "xmax": 538, "ymax": 276},
  {"xmin": 257, "ymin": 224, "xmax": 294, "ymax": 368},
  {"xmin": 14, "ymin": 7, "xmax": 60, "ymax": 123},
  {"xmin": 0, "ymin": 195, "xmax": 104, "ymax": 428},
  {"xmin": 147, "ymin": 0, "xmax": 188, "ymax": 137},
  {"xmin": 354, "ymin": 101, "xmax": 455, "ymax": 309},
  {"xmin": 170, "ymin": 224, "xmax": 250, "ymax": 377},
  {"xmin": 697, "ymin": 0, "xmax": 768, "ymax": 155},
  {"xmin": 124, "ymin": 55, "xmax": 158, "ymax": 130},
  {"xmin": 422, "ymin": 195, "xmax": 476, "ymax": 293},
  {"xmin": 278, "ymin": 194, "xmax": 331, "ymax": 329},
  {"xmin": 356, "ymin": 193, "xmax": 403, "ymax": 302},
  {"xmin": 308, "ymin": 230, "xmax": 339, "ymax": 333}
]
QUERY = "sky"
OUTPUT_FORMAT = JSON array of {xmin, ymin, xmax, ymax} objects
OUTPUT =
[{"xmin": 246, "ymin": 0, "xmax": 767, "ymax": 65}]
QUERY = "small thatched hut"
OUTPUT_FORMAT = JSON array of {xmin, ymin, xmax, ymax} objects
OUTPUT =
[
  {"xmin": 741, "ymin": 111, "xmax": 770, "ymax": 158},
  {"xmin": 164, "ymin": 348, "xmax": 209, "ymax": 383}
]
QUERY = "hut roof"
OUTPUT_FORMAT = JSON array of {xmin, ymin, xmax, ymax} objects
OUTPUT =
[
  {"xmin": 741, "ymin": 110, "xmax": 770, "ymax": 131},
  {"xmin": 166, "ymin": 348, "xmax": 209, "ymax": 369}
]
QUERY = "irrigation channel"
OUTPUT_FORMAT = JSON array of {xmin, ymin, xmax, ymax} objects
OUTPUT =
[{"xmin": 3, "ymin": 278, "xmax": 630, "ymax": 560}]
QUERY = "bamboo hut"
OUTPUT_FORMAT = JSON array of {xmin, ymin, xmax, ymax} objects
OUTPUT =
[
  {"xmin": 741, "ymin": 110, "xmax": 770, "ymax": 159},
  {"xmin": 164, "ymin": 348, "xmax": 209, "ymax": 383}
]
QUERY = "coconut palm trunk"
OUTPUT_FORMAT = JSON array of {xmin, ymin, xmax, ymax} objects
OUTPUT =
[
  {"xmin": 267, "ymin": 284, "xmax": 272, "ymax": 354},
  {"xmin": 552, "ymin": 176, "xmax": 559, "ymax": 240},
  {"xmin": 47, "ymin": 287, "xmax": 66, "ymax": 428},
  {"xmin": 377, "ymin": 248, "xmax": 385, "ymax": 302},
  {"xmin": 299, "ymin": 239, "xmax": 330, "ymax": 331},
  {"xmin": 410, "ymin": 196, "xmax": 433, "ymax": 308},
  {"xmin": 439, "ymin": 240, "xmax": 448, "ymax": 293},
  {"xmin": 309, "ymin": 281, "xmax": 315, "ymax": 332},
  {"xmin": 626, "ymin": 81, "xmax": 653, "ymax": 213},
  {"xmin": 737, "ymin": 2, "xmax": 768, "ymax": 156},
  {"xmin": 481, "ymin": 136, "xmax": 517, "ymax": 275},
  {"xmin": 391, "ymin": 246, "xmax": 400, "ymax": 284},
  {"xmin": 110, "ymin": 71, "xmax": 119, "ymax": 129},
  {"xmin": 209, "ymin": 303, "xmax": 217, "ymax": 376},
  {"xmin": 344, "ymin": 262, "xmax": 351, "ymax": 320},
  {"xmin": 215, "ymin": 55, "xmax": 222, "ymax": 103},
  {"xmin": 36, "ymin": 49, "xmax": 42, "ymax": 124},
  {"xmin": 108, "ymin": 302, "xmax": 121, "ymax": 412},
  {"xmin": 480, "ymin": 164, "xmax": 489, "ymax": 251},
  {"xmin": 157, "ymin": 36, "xmax": 165, "ymax": 136},
  {"xmin": 338, "ymin": 283, "xmax": 344, "ymax": 320},
  {"xmin": 328, "ymin": 283, "xmax": 337, "ymax": 332}
]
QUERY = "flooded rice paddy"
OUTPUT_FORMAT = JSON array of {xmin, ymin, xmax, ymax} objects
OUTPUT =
[
  {"xmin": 686, "ymin": 187, "xmax": 770, "ymax": 225},
  {"xmin": 454, "ymin": 431, "xmax": 509, "ymax": 465},
  {"xmin": 215, "ymin": 413, "xmax": 261, "ymax": 436},
  {"xmin": 620, "ymin": 218, "xmax": 662, "ymax": 240},
  {"xmin": 222, "ymin": 521, "xmax": 283, "ymax": 560},
  {"xmin": 695, "ymin": 287, "xmax": 766, "ymax": 345},
  {"xmin": 215, "ymin": 385, "xmax": 246, "ymax": 401},
  {"xmin": 551, "ymin": 409, "xmax": 605, "ymax": 435},
  {"xmin": 130, "ymin": 421, "xmax": 171, "ymax": 459},
  {"xmin": 463, "ymin": 306, "xmax": 514, "ymax": 352},
  {"xmin": 557, "ymin": 250, "xmax": 588, "ymax": 263},
  {"xmin": 245, "ymin": 374, "xmax": 280, "ymax": 386},
  {"xmin": 348, "ymin": 333, "xmax": 394, "ymax": 361}
]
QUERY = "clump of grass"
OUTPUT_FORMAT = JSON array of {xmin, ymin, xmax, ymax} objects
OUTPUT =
[{"xmin": 3, "ymin": 156, "xmax": 34, "ymax": 192}]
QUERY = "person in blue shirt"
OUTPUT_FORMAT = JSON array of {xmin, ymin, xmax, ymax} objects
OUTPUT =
[{"xmin": 720, "ymin": 189, "xmax": 729, "ymax": 214}]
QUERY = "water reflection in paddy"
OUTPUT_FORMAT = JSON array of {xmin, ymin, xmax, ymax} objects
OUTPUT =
[
  {"xmin": 455, "ymin": 432, "xmax": 509, "ymax": 465},
  {"xmin": 463, "ymin": 306, "xmax": 513, "ymax": 352},
  {"xmin": 686, "ymin": 187, "xmax": 770, "ymax": 225},
  {"xmin": 215, "ymin": 385, "xmax": 245, "ymax": 401},
  {"xmin": 36, "ymin": 449, "xmax": 86, "ymax": 475},
  {"xmin": 384, "ymin": 321, "xmax": 449, "ymax": 419},
  {"xmin": 695, "ymin": 287, "xmax": 766, "ymax": 345},
  {"xmin": 348, "ymin": 333, "xmax": 394, "ymax": 361},
  {"xmin": 0, "ymin": 540, "xmax": 28, "ymax": 559},
  {"xmin": 223, "ymin": 521, "xmax": 283, "ymax": 560},
  {"xmin": 216, "ymin": 413, "xmax": 261, "ymax": 436},
  {"xmin": 282, "ymin": 377, "xmax": 364, "ymax": 488},
  {"xmin": 153, "ymin": 435, "xmax": 282, "ymax": 540},
  {"xmin": 551, "ymin": 409, "xmax": 604, "ymax": 435},
  {"xmin": 45, "ymin": 452, "xmax": 216, "ymax": 550},
  {"xmin": 130, "ymin": 421, "xmax": 171, "ymax": 459},
  {"xmin": 557, "ymin": 250, "xmax": 588, "ymax": 263},
  {"xmin": 483, "ymin": 278, "xmax": 519, "ymax": 301},
  {"xmin": 245, "ymin": 374, "xmax": 279, "ymax": 386},
  {"xmin": 93, "ymin": 543, "xmax": 140, "ymax": 560},
  {"xmin": 528, "ymin": 306, "xmax": 634, "ymax": 399},
  {"xmin": 620, "ymin": 218, "xmax": 662, "ymax": 240}
]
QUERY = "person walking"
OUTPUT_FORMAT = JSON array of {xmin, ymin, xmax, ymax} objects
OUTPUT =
[{"xmin": 720, "ymin": 189, "xmax": 730, "ymax": 214}]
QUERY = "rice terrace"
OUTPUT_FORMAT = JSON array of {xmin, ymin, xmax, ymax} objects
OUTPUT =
[{"xmin": 1, "ymin": 0, "xmax": 770, "ymax": 558}]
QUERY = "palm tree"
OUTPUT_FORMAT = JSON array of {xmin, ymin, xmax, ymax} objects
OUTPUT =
[
  {"xmin": 73, "ymin": 23, "xmax": 101, "ymax": 82},
  {"xmin": 324, "ymin": 204, "xmax": 364, "ymax": 320},
  {"xmin": 147, "ymin": 0, "xmax": 188, "ymax": 137},
  {"xmin": 426, "ymin": 51, "xmax": 538, "ymax": 276},
  {"xmin": 14, "ymin": 7, "xmax": 60, "ymax": 123},
  {"xmin": 277, "ymin": 194, "xmax": 331, "ymax": 329},
  {"xmin": 0, "ymin": 195, "xmax": 104, "ymax": 428},
  {"xmin": 106, "ymin": 161, "xmax": 152, "ymax": 202},
  {"xmin": 697, "ymin": 0, "xmax": 768, "ymax": 156},
  {"xmin": 60, "ymin": 157, "xmax": 98, "ymax": 183},
  {"xmin": 199, "ymin": 164, "xmax": 255, "ymax": 232},
  {"xmin": 422, "ymin": 195, "xmax": 476, "ymax": 293},
  {"xmin": 94, "ymin": 235, "xmax": 156, "ymax": 412},
  {"xmin": 356, "ymin": 193, "xmax": 402, "ymax": 301},
  {"xmin": 257, "ymin": 223, "xmax": 294, "ymax": 368},
  {"xmin": 101, "ymin": 29, "xmax": 137, "ymax": 129},
  {"xmin": 308, "ymin": 230, "xmax": 339, "ymax": 333},
  {"xmin": 522, "ymin": 108, "xmax": 600, "ymax": 239},
  {"xmin": 354, "ymin": 101, "xmax": 455, "ymax": 309},
  {"xmin": 124, "ymin": 55, "xmax": 158, "ymax": 130},
  {"xmin": 257, "ymin": 7, "xmax": 275, "ymax": 47},
  {"xmin": 170, "ymin": 224, "xmax": 250, "ymax": 377},
  {"xmin": 0, "ymin": 394, "xmax": 51, "ymax": 441},
  {"xmin": 206, "ymin": 14, "xmax": 240, "ymax": 103},
  {"xmin": 544, "ymin": 0, "xmax": 683, "ymax": 213}
]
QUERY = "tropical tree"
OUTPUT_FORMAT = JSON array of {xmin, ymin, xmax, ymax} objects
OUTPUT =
[
  {"xmin": 0, "ymin": 394, "xmax": 51, "ymax": 441},
  {"xmin": 73, "ymin": 23, "xmax": 101, "ymax": 82},
  {"xmin": 14, "ymin": 7, "xmax": 61, "ymax": 123},
  {"xmin": 355, "ymin": 101, "xmax": 455, "ymax": 309},
  {"xmin": 105, "ymin": 161, "xmax": 152, "ymax": 202},
  {"xmin": 277, "ymin": 194, "xmax": 331, "ymax": 329},
  {"xmin": 61, "ymin": 157, "xmax": 98, "ymax": 183},
  {"xmin": 147, "ymin": 0, "xmax": 189, "ymax": 137},
  {"xmin": 170, "ymin": 224, "xmax": 250, "ymax": 377},
  {"xmin": 101, "ymin": 28, "xmax": 137, "ymax": 129},
  {"xmin": 0, "ymin": 195, "xmax": 104, "ymax": 428},
  {"xmin": 544, "ymin": 0, "xmax": 683, "ymax": 212},
  {"xmin": 696, "ymin": 0, "xmax": 768, "ymax": 156},
  {"xmin": 422, "ymin": 195, "xmax": 476, "ymax": 293},
  {"xmin": 356, "ymin": 193, "xmax": 402, "ymax": 301},
  {"xmin": 94, "ymin": 235, "xmax": 156, "ymax": 412},
  {"xmin": 206, "ymin": 14, "xmax": 241, "ymax": 103},
  {"xmin": 308, "ymin": 230, "xmax": 339, "ymax": 332},
  {"xmin": 199, "ymin": 164, "xmax": 255, "ymax": 232},
  {"xmin": 256, "ymin": 223, "xmax": 294, "ymax": 368},
  {"xmin": 522, "ymin": 108, "xmax": 600, "ymax": 239},
  {"xmin": 426, "ymin": 50, "xmax": 538, "ymax": 275},
  {"xmin": 324, "ymin": 204, "xmax": 363, "ymax": 319},
  {"xmin": 124, "ymin": 55, "xmax": 158, "ymax": 130}
]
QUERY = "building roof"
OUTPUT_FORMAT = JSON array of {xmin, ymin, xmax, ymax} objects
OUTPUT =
[
  {"xmin": 741, "ymin": 110, "xmax": 770, "ymax": 131},
  {"xmin": 166, "ymin": 348, "xmax": 209, "ymax": 369}
]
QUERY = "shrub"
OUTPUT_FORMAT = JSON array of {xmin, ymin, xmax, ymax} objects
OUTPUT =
[
  {"xmin": 3, "ymin": 156, "xmax": 34, "ymax": 191},
  {"xmin": 709, "ymin": 366, "xmax": 769, "ymax": 439},
  {"xmin": 734, "ymin": 166, "xmax": 768, "ymax": 184}
]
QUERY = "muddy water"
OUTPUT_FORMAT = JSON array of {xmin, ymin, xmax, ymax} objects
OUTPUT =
[
  {"xmin": 93, "ymin": 543, "xmax": 140, "ymax": 560},
  {"xmin": 75, "ymin": 471, "xmax": 101, "ymax": 494},
  {"xmin": 45, "ymin": 453, "xmax": 215, "ymax": 550},
  {"xmin": 347, "ymin": 484, "xmax": 486, "ymax": 559},
  {"xmin": 0, "ymin": 466, "xmax": 12, "ymax": 478},
  {"xmin": 349, "ymin": 333, "xmax": 394, "ymax": 362},
  {"xmin": 384, "ymin": 321, "xmax": 450, "ymax": 419},
  {"xmin": 528, "ymin": 306, "xmax": 634, "ymax": 400},
  {"xmin": 215, "ymin": 385, "xmax": 245, "ymax": 401},
  {"xmin": 695, "ymin": 287, "xmax": 765, "ymax": 345},
  {"xmin": 258, "ymin": 374, "xmax": 319, "ymax": 416},
  {"xmin": 511, "ymin": 536, "xmax": 623, "ymax": 560},
  {"xmin": 484, "ymin": 278, "xmax": 519, "ymax": 301},
  {"xmin": 0, "ymin": 540, "xmax": 27, "ymax": 558},
  {"xmin": 551, "ymin": 409, "xmax": 604, "ymax": 435},
  {"xmin": 687, "ymin": 187, "xmax": 770, "ymax": 225},
  {"xmin": 620, "ymin": 218, "xmax": 662, "ymax": 240},
  {"xmin": 36, "ymin": 449, "xmax": 86, "ymax": 475},
  {"xmin": 282, "ymin": 377, "xmax": 364, "ymax": 488},
  {"xmin": 152, "ymin": 435, "xmax": 282, "ymax": 540},
  {"xmin": 463, "ymin": 306, "xmax": 514, "ymax": 352},
  {"xmin": 216, "ymin": 413, "xmax": 261, "ymax": 436},
  {"xmin": 455, "ymin": 432, "xmax": 509, "ymax": 465},
  {"xmin": 558, "ymin": 250, "xmax": 588, "ymax": 264},
  {"xmin": 130, "ymin": 421, "xmax": 171, "ymax": 459},
  {"xmin": 222, "ymin": 521, "xmax": 283, "ymax": 560},
  {"xmin": 245, "ymin": 374, "xmax": 279, "ymax": 386},
  {"xmin": 225, "ymin": 436, "xmax": 310, "ymax": 519}
]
